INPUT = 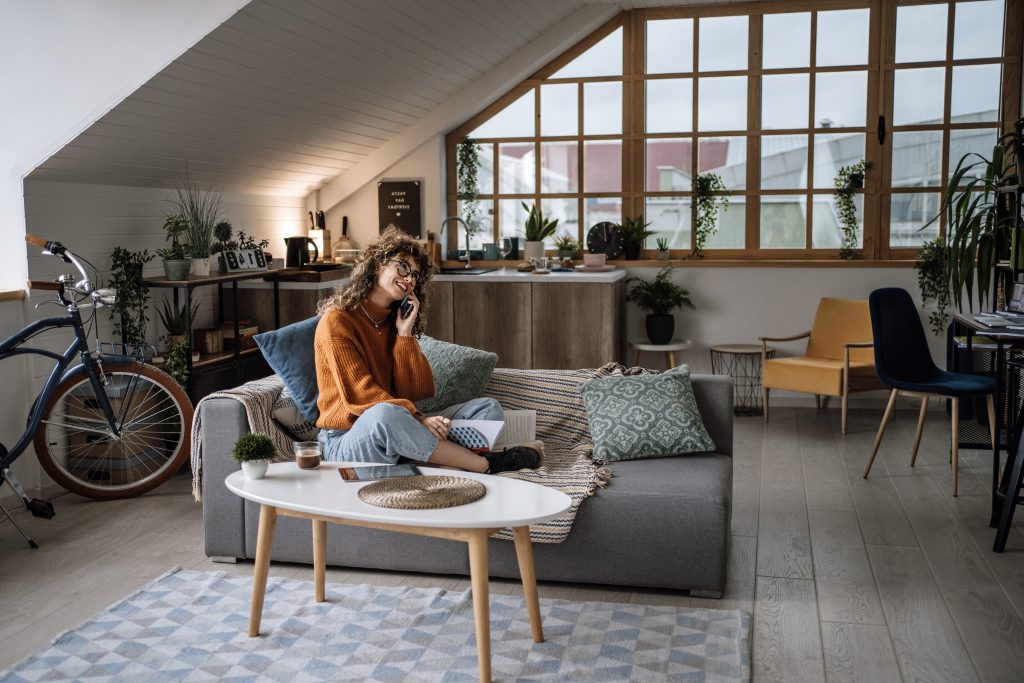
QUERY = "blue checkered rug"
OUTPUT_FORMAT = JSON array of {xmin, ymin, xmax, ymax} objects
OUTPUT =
[{"xmin": 1, "ymin": 568, "xmax": 750, "ymax": 682}]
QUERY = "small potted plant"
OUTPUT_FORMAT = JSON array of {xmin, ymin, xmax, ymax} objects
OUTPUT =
[
  {"xmin": 522, "ymin": 202, "xmax": 559, "ymax": 261},
  {"xmin": 232, "ymin": 433, "xmax": 276, "ymax": 480},
  {"xmin": 213, "ymin": 220, "xmax": 234, "ymax": 272},
  {"xmin": 158, "ymin": 215, "xmax": 191, "ymax": 280},
  {"xmin": 554, "ymin": 233, "xmax": 580, "ymax": 259},
  {"xmin": 655, "ymin": 237, "xmax": 671, "ymax": 261},
  {"xmin": 170, "ymin": 174, "xmax": 222, "ymax": 277},
  {"xmin": 625, "ymin": 265, "xmax": 695, "ymax": 344},
  {"xmin": 621, "ymin": 216, "xmax": 655, "ymax": 260},
  {"xmin": 157, "ymin": 297, "xmax": 200, "ymax": 346}
]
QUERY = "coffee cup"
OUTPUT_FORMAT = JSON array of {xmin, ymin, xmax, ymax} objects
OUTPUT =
[
  {"xmin": 294, "ymin": 441, "xmax": 321, "ymax": 469},
  {"xmin": 583, "ymin": 253, "xmax": 606, "ymax": 267}
]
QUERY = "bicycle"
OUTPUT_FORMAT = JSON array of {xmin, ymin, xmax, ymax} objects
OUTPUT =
[{"xmin": 0, "ymin": 235, "xmax": 193, "ymax": 548}]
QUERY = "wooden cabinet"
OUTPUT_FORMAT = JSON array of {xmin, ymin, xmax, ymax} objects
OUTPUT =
[{"xmin": 425, "ymin": 279, "xmax": 622, "ymax": 369}]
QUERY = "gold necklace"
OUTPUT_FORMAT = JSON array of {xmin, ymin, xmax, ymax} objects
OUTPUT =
[{"xmin": 358, "ymin": 303, "xmax": 388, "ymax": 330}]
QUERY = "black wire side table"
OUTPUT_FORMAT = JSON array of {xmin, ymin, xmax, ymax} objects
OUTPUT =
[{"xmin": 710, "ymin": 344, "xmax": 776, "ymax": 416}]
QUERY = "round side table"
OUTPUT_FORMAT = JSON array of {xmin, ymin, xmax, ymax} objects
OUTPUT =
[
  {"xmin": 709, "ymin": 344, "xmax": 775, "ymax": 416},
  {"xmin": 630, "ymin": 339, "xmax": 693, "ymax": 369}
]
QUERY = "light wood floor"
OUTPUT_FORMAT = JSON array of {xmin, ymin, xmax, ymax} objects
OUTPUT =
[{"xmin": 4, "ymin": 405, "xmax": 1024, "ymax": 681}]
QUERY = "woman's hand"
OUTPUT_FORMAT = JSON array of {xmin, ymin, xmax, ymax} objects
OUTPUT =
[
  {"xmin": 417, "ymin": 414, "xmax": 450, "ymax": 440},
  {"xmin": 395, "ymin": 290, "xmax": 420, "ymax": 337}
]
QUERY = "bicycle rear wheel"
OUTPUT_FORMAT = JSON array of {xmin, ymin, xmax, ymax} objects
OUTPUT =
[{"xmin": 33, "ymin": 362, "xmax": 193, "ymax": 499}]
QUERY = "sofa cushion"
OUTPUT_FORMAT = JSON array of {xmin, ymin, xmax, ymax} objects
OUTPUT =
[
  {"xmin": 272, "ymin": 389, "xmax": 320, "ymax": 442},
  {"xmin": 415, "ymin": 336, "xmax": 497, "ymax": 414},
  {"xmin": 580, "ymin": 364, "xmax": 714, "ymax": 462},
  {"xmin": 254, "ymin": 316, "xmax": 320, "ymax": 422}
]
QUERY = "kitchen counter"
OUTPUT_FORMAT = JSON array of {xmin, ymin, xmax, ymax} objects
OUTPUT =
[{"xmin": 432, "ymin": 268, "xmax": 626, "ymax": 283}]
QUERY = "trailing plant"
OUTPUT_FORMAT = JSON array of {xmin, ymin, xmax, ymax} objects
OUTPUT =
[
  {"xmin": 834, "ymin": 159, "xmax": 869, "ymax": 260},
  {"xmin": 157, "ymin": 297, "xmax": 200, "ymax": 337},
  {"xmin": 162, "ymin": 337, "xmax": 190, "ymax": 388},
  {"xmin": 457, "ymin": 136, "xmax": 484, "ymax": 239},
  {"xmin": 170, "ymin": 173, "xmax": 222, "ymax": 259},
  {"xmin": 692, "ymin": 172, "xmax": 730, "ymax": 259},
  {"xmin": 554, "ymin": 233, "xmax": 580, "ymax": 253},
  {"xmin": 108, "ymin": 247, "xmax": 154, "ymax": 345},
  {"xmin": 621, "ymin": 216, "xmax": 655, "ymax": 246},
  {"xmin": 231, "ymin": 433, "xmax": 276, "ymax": 463},
  {"xmin": 521, "ymin": 202, "xmax": 559, "ymax": 242},
  {"xmin": 917, "ymin": 235, "xmax": 952, "ymax": 335},
  {"xmin": 625, "ymin": 266, "xmax": 695, "ymax": 315},
  {"xmin": 656, "ymin": 237, "xmax": 670, "ymax": 252}
]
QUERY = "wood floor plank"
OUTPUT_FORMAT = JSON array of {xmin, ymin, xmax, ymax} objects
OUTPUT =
[
  {"xmin": 757, "ymin": 417, "xmax": 814, "ymax": 579},
  {"xmin": 730, "ymin": 418, "xmax": 763, "ymax": 537},
  {"xmin": 753, "ymin": 576, "xmax": 826, "ymax": 683},
  {"xmin": 867, "ymin": 543, "xmax": 979, "ymax": 682},
  {"xmin": 821, "ymin": 622, "xmax": 902, "ymax": 683},
  {"xmin": 809, "ymin": 509, "xmax": 886, "ymax": 625},
  {"xmin": 799, "ymin": 413, "xmax": 854, "ymax": 512},
  {"xmin": 691, "ymin": 535, "xmax": 756, "ymax": 613}
]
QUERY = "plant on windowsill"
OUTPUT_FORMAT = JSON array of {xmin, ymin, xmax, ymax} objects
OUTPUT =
[
  {"xmin": 170, "ymin": 173, "xmax": 223, "ymax": 277},
  {"xmin": 834, "ymin": 159, "xmax": 869, "ymax": 260},
  {"xmin": 554, "ymin": 233, "xmax": 580, "ymax": 259},
  {"xmin": 522, "ymin": 202, "xmax": 559, "ymax": 261},
  {"xmin": 692, "ymin": 172, "xmax": 730, "ymax": 259},
  {"xmin": 621, "ymin": 216, "xmax": 655, "ymax": 260},
  {"xmin": 108, "ymin": 247, "xmax": 154, "ymax": 350},
  {"xmin": 158, "ymin": 214, "xmax": 191, "ymax": 280},
  {"xmin": 232, "ymin": 432, "xmax": 277, "ymax": 479},
  {"xmin": 457, "ymin": 137, "xmax": 485, "ymax": 247},
  {"xmin": 655, "ymin": 237, "xmax": 671, "ymax": 261},
  {"xmin": 625, "ymin": 265, "xmax": 695, "ymax": 345}
]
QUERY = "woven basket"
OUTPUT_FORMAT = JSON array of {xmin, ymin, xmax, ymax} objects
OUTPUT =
[{"xmin": 357, "ymin": 475, "xmax": 485, "ymax": 510}]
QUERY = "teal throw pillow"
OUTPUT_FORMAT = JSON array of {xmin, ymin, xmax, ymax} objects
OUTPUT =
[
  {"xmin": 579, "ymin": 365, "xmax": 715, "ymax": 462},
  {"xmin": 415, "ymin": 336, "xmax": 498, "ymax": 414},
  {"xmin": 254, "ymin": 316, "xmax": 320, "ymax": 422}
]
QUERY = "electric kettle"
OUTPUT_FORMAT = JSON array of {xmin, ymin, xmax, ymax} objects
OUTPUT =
[{"xmin": 284, "ymin": 237, "xmax": 318, "ymax": 267}]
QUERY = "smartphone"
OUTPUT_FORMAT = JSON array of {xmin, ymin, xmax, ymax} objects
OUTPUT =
[{"xmin": 399, "ymin": 294, "xmax": 413, "ymax": 319}]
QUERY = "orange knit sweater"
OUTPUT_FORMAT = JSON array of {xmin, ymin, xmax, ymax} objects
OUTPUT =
[{"xmin": 314, "ymin": 301, "xmax": 435, "ymax": 430}]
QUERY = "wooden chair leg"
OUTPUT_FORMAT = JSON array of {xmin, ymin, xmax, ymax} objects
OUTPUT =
[
  {"xmin": 910, "ymin": 396, "xmax": 928, "ymax": 467},
  {"xmin": 763, "ymin": 387, "xmax": 770, "ymax": 423},
  {"xmin": 987, "ymin": 394, "xmax": 997, "ymax": 448},
  {"xmin": 951, "ymin": 397, "xmax": 959, "ymax": 497},
  {"xmin": 864, "ymin": 389, "xmax": 898, "ymax": 479},
  {"xmin": 815, "ymin": 394, "xmax": 822, "ymax": 409},
  {"xmin": 841, "ymin": 387, "xmax": 849, "ymax": 435}
]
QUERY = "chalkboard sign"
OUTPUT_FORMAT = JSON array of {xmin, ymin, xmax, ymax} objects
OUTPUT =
[{"xmin": 378, "ymin": 180, "xmax": 421, "ymax": 237}]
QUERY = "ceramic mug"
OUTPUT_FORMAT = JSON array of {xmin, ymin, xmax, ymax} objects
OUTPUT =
[{"xmin": 482, "ymin": 243, "xmax": 498, "ymax": 260}]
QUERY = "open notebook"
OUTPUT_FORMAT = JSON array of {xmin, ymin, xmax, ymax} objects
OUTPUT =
[{"xmin": 447, "ymin": 409, "xmax": 536, "ymax": 451}]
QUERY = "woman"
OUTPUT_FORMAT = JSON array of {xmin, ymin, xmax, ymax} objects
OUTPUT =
[{"xmin": 314, "ymin": 226, "xmax": 541, "ymax": 474}]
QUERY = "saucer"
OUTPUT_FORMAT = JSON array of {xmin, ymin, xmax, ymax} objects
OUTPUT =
[{"xmin": 574, "ymin": 265, "xmax": 616, "ymax": 272}]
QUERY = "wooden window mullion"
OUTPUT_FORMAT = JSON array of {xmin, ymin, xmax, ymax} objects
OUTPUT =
[
  {"xmin": 807, "ymin": 11, "xmax": 818, "ymax": 253},
  {"xmin": 746, "ymin": 14, "xmax": 762, "ymax": 251}
]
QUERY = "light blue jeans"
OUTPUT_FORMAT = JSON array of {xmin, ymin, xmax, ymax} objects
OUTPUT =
[{"xmin": 318, "ymin": 397, "xmax": 504, "ymax": 464}]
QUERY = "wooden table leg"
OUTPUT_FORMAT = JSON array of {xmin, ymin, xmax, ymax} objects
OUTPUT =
[
  {"xmin": 312, "ymin": 519, "xmax": 327, "ymax": 602},
  {"xmin": 467, "ymin": 529, "xmax": 492, "ymax": 683},
  {"xmin": 249, "ymin": 504, "xmax": 278, "ymax": 637},
  {"xmin": 634, "ymin": 349, "xmax": 643, "ymax": 367},
  {"xmin": 513, "ymin": 526, "xmax": 544, "ymax": 643},
  {"xmin": 666, "ymin": 351, "xmax": 677, "ymax": 369}
]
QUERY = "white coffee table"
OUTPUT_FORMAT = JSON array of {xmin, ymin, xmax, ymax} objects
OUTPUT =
[{"xmin": 225, "ymin": 462, "xmax": 571, "ymax": 683}]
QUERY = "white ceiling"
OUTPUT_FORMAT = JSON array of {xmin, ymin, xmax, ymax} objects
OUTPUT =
[{"xmin": 26, "ymin": 0, "xmax": 722, "ymax": 196}]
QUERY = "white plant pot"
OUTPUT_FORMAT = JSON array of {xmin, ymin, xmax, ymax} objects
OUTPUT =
[
  {"xmin": 241, "ymin": 460, "xmax": 269, "ymax": 480},
  {"xmin": 523, "ymin": 240, "xmax": 545, "ymax": 261},
  {"xmin": 191, "ymin": 257, "xmax": 211, "ymax": 276},
  {"xmin": 656, "ymin": 250, "xmax": 670, "ymax": 261}
]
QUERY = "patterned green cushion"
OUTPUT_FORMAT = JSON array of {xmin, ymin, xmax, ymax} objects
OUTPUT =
[
  {"xmin": 579, "ymin": 365, "xmax": 715, "ymax": 461},
  {"xmin": 414, "ymin": 336, "xmax": 498, "ymax": 414}
]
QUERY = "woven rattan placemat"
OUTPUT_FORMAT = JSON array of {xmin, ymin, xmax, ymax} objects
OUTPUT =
[{"xmin": 357, "ymin": 475, "xmax": 486, "ymax": 509}]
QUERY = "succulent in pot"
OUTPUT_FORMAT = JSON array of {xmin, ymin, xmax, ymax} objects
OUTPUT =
[
  {"xmin": 554, "ymin": 233, "xmax": 580, "ymax": 259},
  {"xmin": 655, "ymin": 237, "xmax": 671, "ymax": 261},
  {"xmin": 522, "ymin": 202, "xmax": 559, "ymax": 261},
  {"xmin": 621, "ymin": 216, "xmax": 655, "ymax": 260},
  {"xmin": 158, "ymin": 215, "xmax": 191, "ymax": 280},
  {"xmin": 232, "ymin": 433, "xmax": 277, "ymax": 480}
]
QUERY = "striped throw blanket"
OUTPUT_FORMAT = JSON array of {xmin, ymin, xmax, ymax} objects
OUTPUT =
[{"xmin": 191, "ymin": 367, "xmax": 620, "ymax": 543}]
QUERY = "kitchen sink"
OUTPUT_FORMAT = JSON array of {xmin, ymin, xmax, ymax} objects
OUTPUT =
[{"xmin": 437, "ymin": 267, "xmax": 496, "ymax": 275}]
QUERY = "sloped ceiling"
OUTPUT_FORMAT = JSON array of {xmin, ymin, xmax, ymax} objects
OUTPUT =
[{"xmin": 26, "ymin": 0, "xmax": 719, "ymax": 197}]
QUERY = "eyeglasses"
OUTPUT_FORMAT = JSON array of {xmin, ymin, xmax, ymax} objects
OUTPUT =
[{"xmin": 385, "ymin": 258, "xmax": 420, "ymax": 285}]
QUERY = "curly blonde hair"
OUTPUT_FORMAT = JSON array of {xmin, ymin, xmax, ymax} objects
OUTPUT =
[{"xmin": 317, "ymin": 225, "xmax": 435, "ymax": 337}]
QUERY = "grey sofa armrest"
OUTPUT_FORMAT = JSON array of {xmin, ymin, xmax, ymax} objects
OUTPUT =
[
  {"xmin": 690, "ymin": 374, "xmax": 733, "ymax": 457},
  {"xmin": 200, "ymin": 397, "xmax": 251, "ymax": 558}
]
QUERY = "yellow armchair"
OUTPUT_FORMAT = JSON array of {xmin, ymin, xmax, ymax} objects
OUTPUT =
[{"xmin": 759, "ymin": 298, "xmax": 883, "ymax": 433}]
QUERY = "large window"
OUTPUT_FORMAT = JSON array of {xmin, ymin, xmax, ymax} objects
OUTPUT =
[{"xmin": 446, "ymin": 1, "xmax": 1021, "ymax": 260}]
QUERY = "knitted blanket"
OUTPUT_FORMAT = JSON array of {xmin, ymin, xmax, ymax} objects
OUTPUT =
[{"xmin": 190, "ymin": 367, "xmax": 620, "ymax": 543}]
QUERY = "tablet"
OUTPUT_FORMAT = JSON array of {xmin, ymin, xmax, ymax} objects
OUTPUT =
[{"xmin": 338, "ymin": 464, "xmax": 421, "ymax": 482}]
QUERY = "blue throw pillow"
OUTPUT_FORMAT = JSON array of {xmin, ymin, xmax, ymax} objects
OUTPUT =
[{"xmin": 254, "ymin": 316, "xmax": 320, "ymax": 422}]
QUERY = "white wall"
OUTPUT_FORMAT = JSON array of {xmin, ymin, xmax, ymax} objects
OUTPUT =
[{"xmin": 0, "ymin": 0, "xmax": 249, "ymax": 291}]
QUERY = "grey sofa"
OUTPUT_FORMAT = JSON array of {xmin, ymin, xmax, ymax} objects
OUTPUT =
[{"xmin": 200, "ymin": 372, "xmax": 733, "ymax": 597}]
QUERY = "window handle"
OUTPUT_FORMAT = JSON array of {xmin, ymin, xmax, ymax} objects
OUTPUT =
[{"xmin": 878, "ymin": 115, "xmax": 887, "ymax": 145}]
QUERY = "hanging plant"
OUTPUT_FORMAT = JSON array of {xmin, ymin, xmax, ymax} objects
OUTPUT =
[
  {"xmin": 457, "ymin": 136, "xmax": 483, "ymax": 240},
  {"xmin": 109, "ymin": 247, "xmax": 154, "ymax": 347},
  {"xmin": 917, "ymin": 236, "xmax": 951, "ymax": 336},
  {"xmin": 834, "ymin": 160, "xmax": 869, "ymax": 260},
  {"xmin": 691, "ymin": 172, "xmax": 730, "ymax": 259}
]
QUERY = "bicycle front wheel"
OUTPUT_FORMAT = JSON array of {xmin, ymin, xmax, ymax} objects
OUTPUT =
[{"xmin": 34, "ymin": 362, "xmax": 193, "ymax": 499}]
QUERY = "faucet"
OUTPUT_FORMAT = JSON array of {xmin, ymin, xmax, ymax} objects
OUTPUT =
[{"xmin": 440, "ymin": 216, "xmax": 472, "ymax": 269}]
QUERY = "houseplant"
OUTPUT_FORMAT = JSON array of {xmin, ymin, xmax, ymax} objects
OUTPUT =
[
  {"xmin": 834, "ymin": 160, "xmax": 869, "ymax": 260},
  {"xmin": 554, "ymin": 233, "xmax": 580, "ymax": 259},
  {"xmin": 692, "ymin": 172, "xmax": 730, "ymax": 259},
  {"xmin": 108, "ymin": 247, "xmax": 154, "ymax": 348},
  {"xmin": 522, "ymin": 202, "xmax": 558, "ymax": 261},
  {"xmin": 158, "ymin": 214, "xmax": 191, "ymax": 280},
  {"xmin": 457, "ymin": 136, "xmax": 484, "ymax": 242},
  {"xmin": 232, "ymin": 432, "xmax": 276, "ymax": 480},
  {"xmin": 170, "ymin": 175, "xmax": 223, "ymax": 276},
  {"xmin": 157, "ymin": 297, "xmax": 200, "ymax": 345},
  {"xmin": 655, "ymin": 237, "xmax": 670, "ymax": 261},
  {"xmin": 161, "ymin": 336, "xmax": 190, "ymax": 389},
  {"xmin": 625, "ymin": 265, "xmax": 695, "ymax": 344},
  {"xmin": 212, "ymin": 220, "xmax": 235, "ymax": 272},
  {"xmin": 621, "ymin": 216, "xmax": 655, "ymax": 260}
]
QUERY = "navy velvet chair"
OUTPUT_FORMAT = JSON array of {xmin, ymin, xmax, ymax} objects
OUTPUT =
[{"xmin": 863, "ymin": 287, "xmax": 997, "ymax": 496}]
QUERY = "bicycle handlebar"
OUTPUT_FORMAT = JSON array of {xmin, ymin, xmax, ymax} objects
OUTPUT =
[
  {"xmin": 24, "ymin": 234, "xmax": 47, "ymax": 248},
  {"xmin": 24, "ymin": 234, "xmax": 94, "ymax": 302}
]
